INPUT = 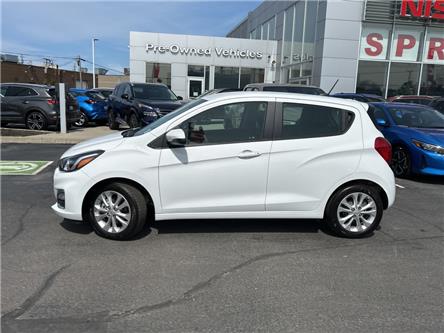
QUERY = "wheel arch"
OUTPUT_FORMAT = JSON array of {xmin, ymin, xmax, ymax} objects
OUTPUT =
[
  {"xmin": 324, "ymin": 179, "xmax": 389, "ymax": 218},
  {"xmin": 82, "ymin": 177, "xmax": 155, "ymax": 220}
]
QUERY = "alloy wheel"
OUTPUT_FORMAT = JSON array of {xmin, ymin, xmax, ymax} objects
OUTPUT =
[
  {"xmin": 93, "ymin": 191, "xmax": 132, "ymax": 233},
  {"xmin": 27, "ymin": 112, "xmax": 45, "ymax": 130},
  {"xmin": 336, "ymin": 192, "xmax": 377, "ymax": 233},
  {"xmin": 392, "ymin": 149, "xmax": 409, "ymax": 177},
  {"xmin": 75, "ymin": 112, "xmax": 86, "ymax": 127}
]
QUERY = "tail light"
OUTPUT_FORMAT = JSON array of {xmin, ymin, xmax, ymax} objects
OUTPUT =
[
  {"xmin": 375, "ymin": 137, "xmax": 392, "ymax": 163},
  {"xmin": 85, "ymin": 99, "xmax": 95, "ymax": 104},
  {"xmin": 47, "ymin": 99, "xmax": 59, "ymax": 105}
]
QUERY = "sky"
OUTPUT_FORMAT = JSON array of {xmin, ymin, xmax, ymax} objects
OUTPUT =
[{"xmin": 1, "ymin": 0, "xmax": 261, "ymax": 74}]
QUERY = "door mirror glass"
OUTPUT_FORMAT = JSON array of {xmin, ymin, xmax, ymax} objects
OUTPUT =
[
  {"xmin": 121, "ymin": 93, "xmax": 129, "ymax": 100},
  {"xmin": 376, "ymin": 118, "xmax": 388, "ymax": 127},
  {"xmin": 166, "ymin": 128, "xmax": 186, "ymax": 147}
]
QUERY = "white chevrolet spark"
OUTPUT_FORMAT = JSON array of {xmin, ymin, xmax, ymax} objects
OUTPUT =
[{"xmin": 52, "ymin": 92, "xmax": 395, "ymax": 240}]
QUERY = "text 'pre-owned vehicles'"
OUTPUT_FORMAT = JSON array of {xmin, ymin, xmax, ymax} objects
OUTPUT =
[
  {"xmin": 1, "ymin": 83, "xmax": 80, "ymax": 130},
  {"xmin": 107, "ymin": 82, "xmax": 185, "ymax": 130},
  {"xmin": 69, "ymin": 88, "xmax": 109, "ymax": 127},
  {"xmin": 53, "ymin": 92, "xmax": 395, "ymax": 240},
  {"xmin": 368, "ymin": 102, "xmax": 444, "ymax": 177}
]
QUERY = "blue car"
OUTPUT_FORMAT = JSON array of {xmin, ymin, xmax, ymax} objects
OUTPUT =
[
  {"xmin": 368, "ymin": 102, "xmax": 444, "ymax": 177},
  {"xmin": 69, "ymin": 88, "xmax": 108, "ymax": 127}
]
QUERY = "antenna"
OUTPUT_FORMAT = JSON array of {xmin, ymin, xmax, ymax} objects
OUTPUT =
[{"xmin": 328, "ymin": 79, "xmax": 339, "ymax": 95}]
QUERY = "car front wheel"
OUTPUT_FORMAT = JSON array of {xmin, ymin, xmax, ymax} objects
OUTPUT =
[
  {"xmin": 128, "ymin": 113, "xmax": 141, "ymax": 128},
  {"xmin": 391, "ymin": 146, "xmax": 411, "ymax": 178},
  {"xmin": 86, "ymin": 182, "xmax": 149, "ymax": 240},
  {"xmin": 74, "ymin": 111, "xmax": 88, "ymax": 127},
  {"xmin": 325, "ymin": 185, "xmax": 383, "ymax": 238}
]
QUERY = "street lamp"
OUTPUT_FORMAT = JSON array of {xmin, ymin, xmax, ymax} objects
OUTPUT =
[{"xmin": 92, "ymin": 38, "xmax": 99, "ymax": 88}]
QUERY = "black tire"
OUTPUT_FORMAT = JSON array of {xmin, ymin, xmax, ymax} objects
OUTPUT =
[
  {"xmin": 128, "ymin": 112, "xmax": 140, "ymax": 129},
  {"xmin": 324, "ymin": 184, "xmax": 383, "ymax": 238},
  {"xmin": 74, "ymin": 111, "xmax": 88, "ymax": 127},
  {"xmin": 108, "ymin": 110, "xmax": 119, "ymax": 130},
  {"xmin": 86, "ymin": 182, "xmax": 148, "ymax": 240},
  {"xmin": 391, "ymin": 146, "xmax": 411, "ymax": 178},
  {"xmin": 26, "ymin": 111, "xmax": 48, "ymax": 130}
]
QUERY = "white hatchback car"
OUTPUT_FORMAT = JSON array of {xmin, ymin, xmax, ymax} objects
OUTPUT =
[{"xmin": 52, "ymin": 92, "xmax": 395, "ymax": 240}]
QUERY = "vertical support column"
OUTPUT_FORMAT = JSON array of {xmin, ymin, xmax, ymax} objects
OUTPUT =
[
  {"xmin": 59, "ymin": 83, "xmax": 67, "ymax": 134},
  {"xmin": 209, "ymin": 65, "xmax": 215, "ymax": 90}
]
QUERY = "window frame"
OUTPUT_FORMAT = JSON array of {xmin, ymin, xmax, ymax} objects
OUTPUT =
[{"xmin": 273, "ymin": 101, "xmax": 357, "ymax": 140}]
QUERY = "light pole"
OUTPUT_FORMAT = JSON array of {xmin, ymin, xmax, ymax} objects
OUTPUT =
[{"xmin": 92, "ymin": 38, "xmax": 99, "ymax": 88}]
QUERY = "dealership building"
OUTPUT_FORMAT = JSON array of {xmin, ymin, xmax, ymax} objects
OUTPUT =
[{"xmin": 130, "ymin": 0, "xmax": 444, "ymax": 98}]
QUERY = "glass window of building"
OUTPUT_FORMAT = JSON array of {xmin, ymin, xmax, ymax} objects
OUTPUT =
[
  {"xmin": 282, "ymin": 5, "xmax": 294, "ymax": 65},
  {"xmin": 390, "ymin": 26, "xmax": 424, "ymax": 62},
  {"xmin": 215, "ymin": 66, "xmax": 240, "ymax": 89},
  {"xmin": 303, "ymin": 0, "xmax": 318, "ymax": 63},
  {"xmin": 240, "ymin": 68, "xmax": 265, "ymax": 89},
  {"xmin": 146, "ymin": 63, "xmax": 171, "ymax": 86},
  {"xmin": 420, "ymin": 64, "xmax": 444, "ymax": 96},
  {"xmin": 291, "ymin": 0, "xmax": 305, "ymax": 64},
  {"xmin": 356, "ymin": 61, "xmax": 388, "ymax": 97},
  {"xmin": 387, "ymin": 63, "xmax": 421, "ymax": 97},
  {"xmin": 188, "ymin": 65, "xmax": 205, "ymax": 77}
]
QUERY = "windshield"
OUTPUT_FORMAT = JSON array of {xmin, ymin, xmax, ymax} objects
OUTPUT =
[
  {"xmin": 99, "ymin": 90, "xmax": 112, "ymax": 98},
  {"xmin": 133, "ymin": 98, "xmax": 207, "ymax": 136},
  {"xmin": 86, "ymin": 91, "xmax": 106, "ymax": 101},
  {"xmin": 388, "ymin": 106, "xmax": 444, "ymax": 128},
  {"xmin": 132, "ymin": 84, "xmax": 177, "ymax": 101}
]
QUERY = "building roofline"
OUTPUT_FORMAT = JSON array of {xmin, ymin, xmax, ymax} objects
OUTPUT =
[{"xmin": 226, "ymin": 16, "xmax": 248, "ymax": 37}]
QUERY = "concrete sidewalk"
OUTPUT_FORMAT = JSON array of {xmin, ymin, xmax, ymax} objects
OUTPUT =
[{"xmin": 0, "ymin": 126, "xmax": 117, "ymax": 144}]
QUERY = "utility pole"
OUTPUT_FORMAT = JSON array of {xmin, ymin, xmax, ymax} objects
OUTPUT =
[
  {"xmin": 77, "ymin": 56, "xmax": 85, "ymax": 88},
  {"xmin": 92, "ymin": 38, "xmax": 99, "ymax": 89}
]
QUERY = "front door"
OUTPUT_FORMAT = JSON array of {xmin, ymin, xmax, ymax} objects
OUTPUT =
[
  {"xmin": 187, "ymin": 77, "xmax": 204, "ymax": 99},
  {"xmin": 158, "ymin": 99, "xmax": 274, "ymax": 214}
]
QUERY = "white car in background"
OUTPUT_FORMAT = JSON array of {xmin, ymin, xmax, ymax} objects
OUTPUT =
[{"xmin": 52, "ymin": 92, "xmax": 395, "ymax": 240}]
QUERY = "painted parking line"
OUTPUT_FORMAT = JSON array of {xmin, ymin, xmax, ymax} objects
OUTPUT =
[
  {"xmin": 0, "ymin": 161, "xmax": 53, "ymax": 176},
  {"xmin": 395, "ymin": 184, "xmax": 406, "ymax": 189}
]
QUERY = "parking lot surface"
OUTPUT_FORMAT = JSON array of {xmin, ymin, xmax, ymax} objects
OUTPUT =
[{"xmin": 1, "ymin": 143, "xmax": 443, "ymax": 333}]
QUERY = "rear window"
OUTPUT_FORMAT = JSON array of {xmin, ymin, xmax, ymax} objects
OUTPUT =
[{"xmin": 5, "ymin": 86, "xmax": 38, "ymax": 97}]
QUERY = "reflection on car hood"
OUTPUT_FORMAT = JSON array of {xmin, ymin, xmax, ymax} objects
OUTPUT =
[
  {"xmin": 61, "ymin": 132, "xmax": 124, "ymax": 158},
  {"xmin": 410, "ymin": 127, "xmax": 444, "ymax": 145},
  {"xmin": 136, "ymin": 99, "xmax": 186, "ymax": 110}
]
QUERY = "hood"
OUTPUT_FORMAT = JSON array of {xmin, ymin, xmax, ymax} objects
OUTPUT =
[
  {"xmin": 135, "ymin": 99, "xmax": 185, "ymax": 110},
  {"xmin": 61, "ymin": 132, "xmax": 124, "ymax": 158},
  {"xmin": 406, "ymin": 127, "xmax": 444, "ymax": 145}
]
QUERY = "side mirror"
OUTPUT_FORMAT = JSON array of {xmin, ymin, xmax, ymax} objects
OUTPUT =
[
  {"xmin": 177, "ymin": 96, "xmax": 183, "ymax": 100},
  {"xmin": 166, "ymin": 128, "xmax": 186, "ymax": 147},
  {"xmin": 121, "ymin": 93, "xmax": 129, "ymax": 100},
  {"xmin": 376, "ymin": 118, "xmax": 388, "ymax": 127}
]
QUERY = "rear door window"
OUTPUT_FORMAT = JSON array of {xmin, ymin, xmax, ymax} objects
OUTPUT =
[
  {"xmin": 278, "ymin": 103, "xmax": 355, "ymax": 139},
  {"xmin": 5, "ymin": 86, "xmax": 38, "ymax": 97}
]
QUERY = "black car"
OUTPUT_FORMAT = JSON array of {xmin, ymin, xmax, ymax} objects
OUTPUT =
[
  {"xmin": 107, "ymin": 82, "xmax": 185, "ymax": 129},
  {"xmin": 0, "ymin": 83, "xmax": 80, "ymax": 130},
  {"xmin": 88, "ymin": 88, "xmax": 113, "ymax": 99},
  {"xmin": 243, "ymin": 83, "xmax": 327, "ymax": 95},
  {"xmin": 428, "ymin": 97, "xmax": 444, "ymax": 115}
]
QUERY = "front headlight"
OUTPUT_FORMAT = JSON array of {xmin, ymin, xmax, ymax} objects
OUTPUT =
[
  {"xmin": 58, "ymin": 150, "xmax": 104, "ymax": 172},
  {"xmin": 412, "ymin": 140, "xmax": 444, "ymax": 155}
]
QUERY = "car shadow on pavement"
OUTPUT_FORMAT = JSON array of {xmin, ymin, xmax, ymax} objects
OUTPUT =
[
  {"xmin": 60, "ymin": 219, "xmax": 93, "ymax": 235},
  {"xmin": 406, "ymin": 175, "xmax": 444, "ymax": 185}
]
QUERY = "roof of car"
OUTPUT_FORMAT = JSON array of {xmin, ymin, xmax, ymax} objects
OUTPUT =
[
  {"xmin": 202, "ymin": 91, "xmax": 368, "ymax": 110},
  {"xmin": 392, "ymin": 95, "xmax": 436, "ymax": 99},
  {"xmin": 371, "ymin": 102, "xmax": 434, "ymax": 109},
  {"xmin": 244, "ymin": 83, "xmax": 322, "ymax": 89},
  {"xmin": 334, "ymin": 93, "xmax": 383, "ymax": 98},
  {"xmin": 1, "ymin": 83, "xmax": 49, "ymax": 88}
]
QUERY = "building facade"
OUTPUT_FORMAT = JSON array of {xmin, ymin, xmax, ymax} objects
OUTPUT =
[
  {"xmin": 129, "ymin": 32, "xmax": 277, "ymax": 98},
  {"xmin": 228, "ymin": 0, "xmax": 444, "ymax": 97}
]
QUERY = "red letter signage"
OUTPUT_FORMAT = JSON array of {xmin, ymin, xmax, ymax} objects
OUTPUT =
[
  {"xmin": 365, "ymin": 33, "xmax": 384, "ymax": 56},
  {"xmin": 396, "ymin": 35, "xmax": 417, "ymax": 56},
  {"xmin": 428, "ymin": 38, "xmax": 444, "ymax": 60},
  {"xmin": 400, "ymin": 0, "xmax": 444, "ymax": 19}
]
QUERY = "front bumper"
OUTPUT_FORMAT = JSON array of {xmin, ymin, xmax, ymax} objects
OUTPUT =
[
  {"xmin": 412, "ymin": 149, "xmax": 444, "ymax": 176},
  {"xmin": 52, "ymin": 168, "xmax": 92, "ymax": 221}
]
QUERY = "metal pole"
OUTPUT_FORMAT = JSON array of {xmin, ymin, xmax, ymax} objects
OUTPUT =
[
  {"xmin": 59, "ymin": 83, "xmax": 67, "ymax": 134},
  {"xmin": 92, "ymin": 38, "xmax": 98, "ymax": 89},
  {"xmin": 78, "ymin": 56, "xmax": 83, "ymax": 88}
]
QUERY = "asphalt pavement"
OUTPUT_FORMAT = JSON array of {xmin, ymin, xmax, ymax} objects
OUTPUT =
[{"xmin": 1, "ymin": 143, "xmax": 444, "ymax": 333}]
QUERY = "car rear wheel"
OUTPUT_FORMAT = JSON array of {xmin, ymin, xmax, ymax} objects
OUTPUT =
[
  {"xmin": 325, "ymin": 185, "xmax": 383, "ymax": 238},
  {"xmin": 128, "ymin": 113, "xmax": 140, "ymax": 129},
  {"xmin": 86, "ymin": 182, "xmax": 148, "ymax": 240},
  {"xmin": 26, "ymin": 111, "xmax": 48, "ymax": 130},
  {"xmin": 74, "ymin": 111, "xmax": 88, "ymax": 127},
  {"xmin": 108, "ymin": 110, "xmax": 119, "ymax": 130},
  {"xmin": 391, "ymin": 146, "xmax": 411, "ymax": 178}
]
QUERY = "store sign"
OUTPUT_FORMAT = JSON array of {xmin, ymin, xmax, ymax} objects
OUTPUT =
[
  {"xmin": 400, "ymin": 0, "xmax": 444, "ymax": 20},
  {"xmin": 145, "ymin": 43, "xmax": 263, "ymax": 60},
  {"xmin": 360, "ymin": 26, "xmax": 444, "ymax": 63}
]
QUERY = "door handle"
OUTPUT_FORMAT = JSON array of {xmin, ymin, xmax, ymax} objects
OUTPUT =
[{"xmin": 238, "ymin": 150, "xmax": 261, "ymax": 159}]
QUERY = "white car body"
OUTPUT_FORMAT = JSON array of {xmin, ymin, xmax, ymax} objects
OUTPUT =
[{"xmin": 52, "ymin": 92, "xmax": 395, "ymax": 225}]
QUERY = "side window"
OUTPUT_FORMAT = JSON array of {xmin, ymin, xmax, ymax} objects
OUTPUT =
[
  {"xmin": 0, "ymin": 86, "xmax": 7, "ymax": 96},
  {"xmin": 123, "ymin": 85, "xmax": 132, "ymax": 97},
  {"xmin": 5, "ymin": 86, "xmax": 38, "ymax": 97},
  {"xmin": 178, "ymin": 101, "xmax": 268, "ymax": 146},
  {"xmin": 280, "ymin": 103, "xmax": 355, "ymax": 139},
  {"xmin": 368, "ymin": 105, "xmax": 389, "ymax": 126},
  {"xmin": 435, "ymin": 101, "xmax": 444, "ymax": 113}
]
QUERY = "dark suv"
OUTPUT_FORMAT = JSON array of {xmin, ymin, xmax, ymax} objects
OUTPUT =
[
  {"xmin": 107, "ymin": 82, "xmax": 185, "ymax": 129},
  {"xmin": 0, "ymin": 83, "xmax": 80, "ymax": 130}
]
